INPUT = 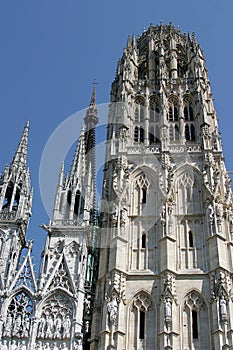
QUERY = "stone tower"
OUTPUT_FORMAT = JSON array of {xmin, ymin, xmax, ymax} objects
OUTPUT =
[
  {"xmin": 90, "ymin": 24, "xmax": 233, "ymax": 349},
  {"xmin": 0, "ymin": 89, "xmax": 98, "ymax": 350}
]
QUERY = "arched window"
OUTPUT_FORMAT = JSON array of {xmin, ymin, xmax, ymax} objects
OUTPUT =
[
  {"xmin": 184, "ymin": 106, "xmax": 194, "ymax": 121},
  {"xmin": 128, "ymin": 293, "xmax": 154, "ymax": 349},
  {"xmin": 134, "ymin": 98, "xmax": 145, "ymax": 122},
  {"xmin": 133, "ymin": 174, "xmax": 149, "ymax": 215},
  {"xmin": 185, "ymin": 124, "xmax": 195, "ymax": 141},
  {"xmin": 169, "ymin": 124, "xmax": 179, "ymax": 141},
  {"xmin": 37, "ymin": 293, "xmax": 73, "ymax": 342},
  {"xmin": 134, "ymin": 126, "xmax": 144, "ymax": 143},
  {"xmin": 2, "ymin": 291, "xmax": 33, "ymax": 340},
  {"xmin": 188, "ymin": 230, "xmax": 194, "ymax": 247},
  {"xmin": 141, "ymin": 233, "xmax": 146, "ymax": 249},
  {"xmin": 168, "ymin": 105, "xmax": 178, "ymax": 121},
  {"xmin": 183, "ymin": 292, "xmax": 210, "ymax": 349}
]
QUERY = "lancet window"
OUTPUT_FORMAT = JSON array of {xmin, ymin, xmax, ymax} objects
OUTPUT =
[
  {"xmin": 184, "ymin": 96, "xmax": 195, "ymax": 141},
  {"xmin": 149, "ymin": 96, "xmax": 160, "ymax": 144},
  {"xmin": 128, "ymin": 292, "xmax": 154, "ymax": 349},
  {"xmin": 182, "ymin": 292, "xmax": 210, "ymax": 349},
  {"xmin": 134, "ymin": 97, "xmax": 145, "ymax": 143},
  {"xmin": 132, "ymin": 173, "xmax": 149, "ymax": 215},
  {"xmin": 168, "ymin": 96, "xmax": 179, "ymax": 141}
]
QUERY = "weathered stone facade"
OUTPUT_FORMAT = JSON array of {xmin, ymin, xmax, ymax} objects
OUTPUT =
[{"xmin": 0, "ymin": 23, "xmax": 233, "ymax": 350}]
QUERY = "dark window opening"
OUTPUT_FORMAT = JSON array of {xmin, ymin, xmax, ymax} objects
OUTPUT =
[
  {"xmin": 134, "ymin": 127, "xmax": 144, "ymax": 143},
  {"xmin": 74, "ymin": 191, "xmax": 81, "ymax": 216},
  {"xmin": 189, "ymin": 230, "xmax": 194, "ymax": 247},
  {"xmin": 139, "ymin": 311, "xmax": 145, "ymax": 340},
  {"xmin": 168, "ymin": 106, "xmax": 178, "ymax": 121},
  {"xmin": 141, "ymin": 233, "xmax": 146, "ymax": 248},
  {"xmin": 142, "ymin": 188, "xmax": 147, "ymax": 204},
  {"xmin": 67, "ymin": 190, "xmax": 72, "ymax": 206},
  {"xmin": 192, "ymin": 310, "xmax": 198, "ymax": 339}
]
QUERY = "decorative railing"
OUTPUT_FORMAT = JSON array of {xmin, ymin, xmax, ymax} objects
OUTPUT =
[{"xmin": 50, "ymin": 219, "xmax": 85, "ymax": 227}]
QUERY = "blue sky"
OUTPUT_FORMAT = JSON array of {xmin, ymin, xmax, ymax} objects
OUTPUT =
[{"xmin": 0, "ymin": 1, "xmax": 232, "ymax": 267}]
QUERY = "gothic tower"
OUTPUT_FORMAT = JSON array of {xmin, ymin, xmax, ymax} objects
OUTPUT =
[
  {"xmin": 90, "ymin": 23, "xmax": 233, "ymax": 349},
  {"xmin": 0, "ymin": 121, "xmax": 32, "ymax": 287},
  {"xmin": 0, "ymin": 89, "xmax": 98, "ymax": 350}
]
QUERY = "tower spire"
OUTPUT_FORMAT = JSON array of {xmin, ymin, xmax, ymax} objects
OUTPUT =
[{"xmin": 12, "ymin": 120, "xmax": 29, "ymax": 169}]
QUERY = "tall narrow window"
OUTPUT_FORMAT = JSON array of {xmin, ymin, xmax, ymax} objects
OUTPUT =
[
  {"xmin": 192, "ymin": 310, "xmax": 198, "ymax": 339},
  {"xmin": 141, "ymin": 233, "xmax": 146, "ymax": 248},
  {"xmin": 188, "ymin": 230, "xmax": 194, "ymax": 247},
  {"xmin": 142, "ymin": 187, "xmax": 147, "ymax": 204},
  {"xmin": 139, "ymin": 310, "xmax": 145, "ymax": 340}
]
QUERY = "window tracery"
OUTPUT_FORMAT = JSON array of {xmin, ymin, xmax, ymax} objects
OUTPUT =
[
  {"xmin": 37, "ymin": 293, "xmax": 73, "ymax": 341},
  {"xmin": 2, "ymin": 291, "xmax": 33, "ymax": 339}
]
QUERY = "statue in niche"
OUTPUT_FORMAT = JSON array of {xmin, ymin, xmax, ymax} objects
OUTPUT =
[
  {"xmin": 219, "ymin": 295, "xmax": 227, "ymax": 320},
  {"xmin": 12, "ymin": 314, "xmax": 22, "ymax": 337},
  {"xmin": 54, "ymin": 316, "xmax": 62, "ymax": 338},
  {"xmin": 160, "ymin": 205, "xmax": 166, "ymax": 225},
  {"xmin": 45, "ymin": 315, "xmax": 54, "ymax": 338},
  {"xmin": 21, "ymin": 315, "xmax": 30, "ymax": 337},
  {"xmin": 3, "ymin": 314, "xmax": 12, "ymax": 337},
  {"xmin": 62, "ymin": 315, "xmax": 71, "ymax": 338},
  {"xmin": 38, "ymin": 315, "xmax": 46, "ymax": 338},
  {"xmin": 107, "ymin": 294, "xmax": 118, "ymax": 325},
  {"xmin": 207, "ymin": 203, "xmax": 214, "ymax": 225},
  {"xmin": 215, "ymin": 200, "xmax": 224, "ymax": 223},
  {"xmin": 44, "ymin": 342, "xmax": 51, "ymax": 350},
  {"xmin": 164, "ymin": 298, "xmax": 172, "ymax": 322}
]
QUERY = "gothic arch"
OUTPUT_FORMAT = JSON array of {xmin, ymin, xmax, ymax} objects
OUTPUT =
[
  {"xmin": 36, "ymin": 290, "xmax": 75, "ymax": 342},
  {"xmin": 181, "ymin": 290, "xmax": 211, "ymax": 350},
  {"xmin": 127, "ymin": 291, "xmax": 156, "ymax": 350},
  {"xmin": 1, "ymin": 288, "xmax": 34, "ymax": 340}
]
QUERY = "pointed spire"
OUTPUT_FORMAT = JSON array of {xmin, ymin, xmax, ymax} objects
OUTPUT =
[
  {"xmin": 85, "ymin": 84, "xmax": 98, "ymax": 129},
  {"xmin": 127, "ymin": 35, "xmax": 131, "ymax": 49},
  {"xmin": 12, "ymin": 121, "xmax": 29, "ymax": 169},
  {"xmin": 90, "ymin": 83, "xmax": 96, "ymax": 107},
  {"xmin": 70, "ymin": 126, "xmax": 86, "ymax": 180}
]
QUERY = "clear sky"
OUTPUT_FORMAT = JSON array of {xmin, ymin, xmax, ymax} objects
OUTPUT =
[{"xmin": 0, "ymin": 0, "xmax": 232, "ymax": 267}]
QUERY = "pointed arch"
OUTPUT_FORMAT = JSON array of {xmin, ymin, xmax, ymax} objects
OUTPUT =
[
  {"xmin": 127, "ymin": 291, "xmax": 155, "ymax": 350},
  {"xmin": 182, "ymin": 290, "xmax": 211, "ymax": 350},
  {"xmin": 2, "ymin": 288, "xmax": 34, "ymax": 340},
  {"xmin": 36, "ymin": 290, "xmax": 74, "ymax": 342}
]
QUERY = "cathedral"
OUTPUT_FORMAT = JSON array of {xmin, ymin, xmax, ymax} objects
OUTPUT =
[{"xmin": 0, "ymin": 23, "xmax": 233, "ymax": 350}]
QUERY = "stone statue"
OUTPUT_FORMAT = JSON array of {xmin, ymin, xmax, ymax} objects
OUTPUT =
[
  {"xmin": 107, "ymin": 295, "xmax": 118, "ymax": 325},
  {"xmin": 21, "ymin": 315, "xmax": 30, "ymax": 337},
  {"xmin": 13, "ymin": 314, "xmax": 22, "ymax": 337},
  {"xmin": 165, "ymin": 298, "xmax": 172, "ymax": 319},
  {"xmin": 38, "ymin": 315, "xmax": 46, "ymax": 338},
  {"xmin": 45, "ymin": 315, "xmax": 54, "ymax": 338},
  {"xmin": 207, "ymin": 203, "xmax": 214, "ymax": 225},
  {"xmin": 62, "ymin": 315, "xmax": 71, "ymax": 338},
  {"xmin": 54, "ymin": 317, "xmax": 62, "ymax": 338},
  {"xmin": 220, "ymin": 295, "xmax": 227, "ymax": 319},
  {"xmin": 3, "ymin": 314, "xmax": 12, "ymax": 337}
]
